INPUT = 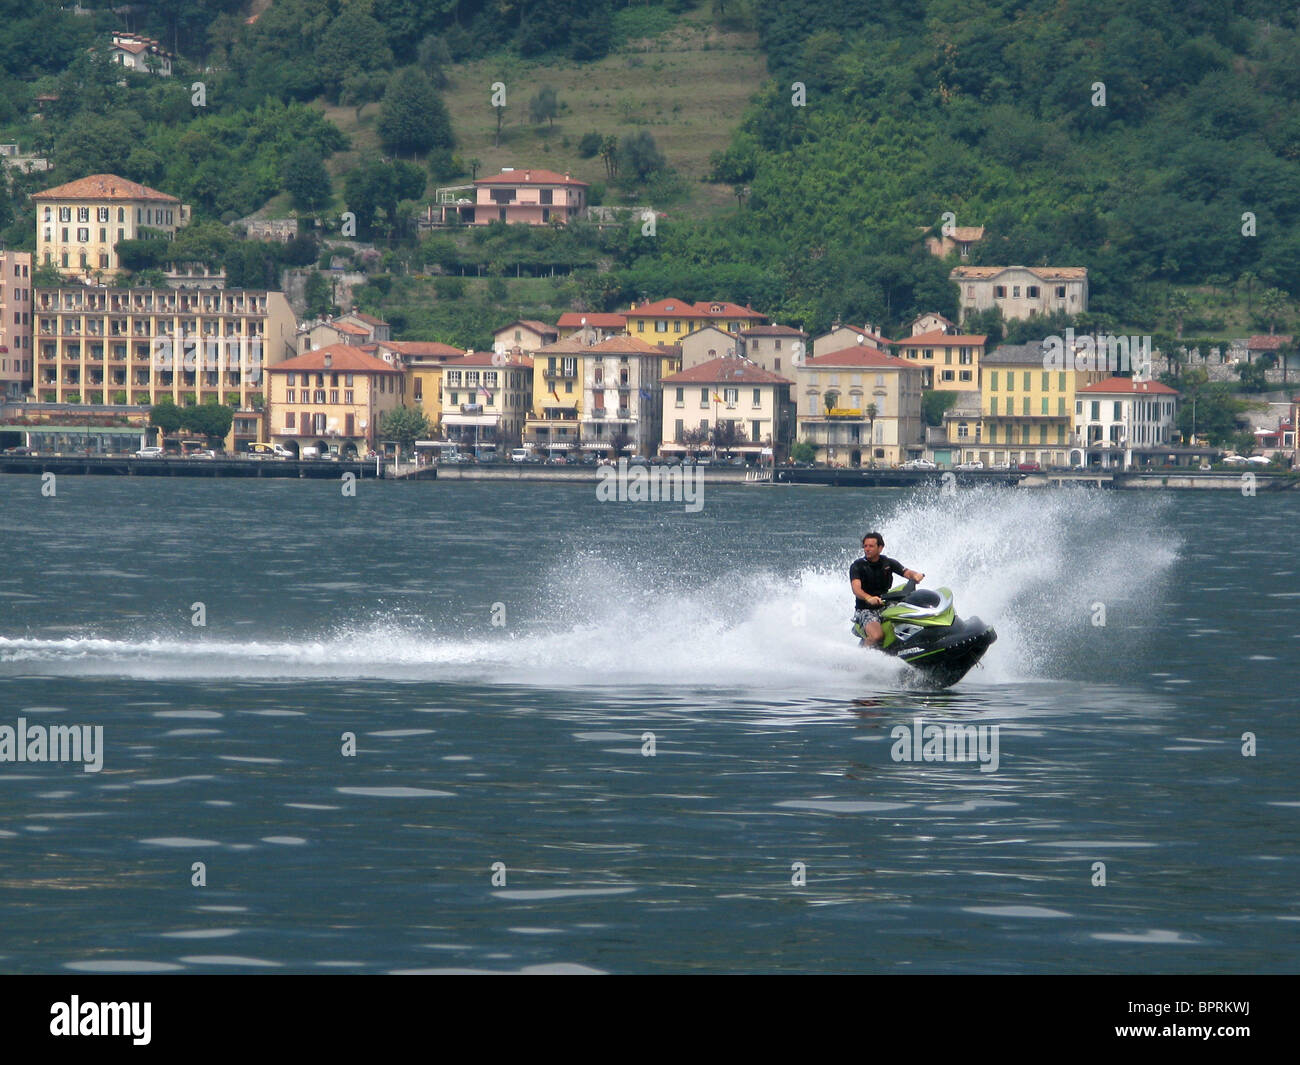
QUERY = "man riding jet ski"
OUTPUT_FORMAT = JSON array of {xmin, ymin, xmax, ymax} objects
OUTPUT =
[{"xmin": 850, "ymin": 531, "xmax": 996, "ymax": 688}]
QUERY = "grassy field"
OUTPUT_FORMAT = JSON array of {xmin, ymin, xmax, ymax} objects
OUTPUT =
[{"xmin": 319, "ymin": 4, "xmax": 767, "ymax": 221}]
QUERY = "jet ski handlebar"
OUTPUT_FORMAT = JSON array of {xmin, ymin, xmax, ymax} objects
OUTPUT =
[{"xmin": 879, "ymin": 579, "xmax": 917, "ymax": 603}]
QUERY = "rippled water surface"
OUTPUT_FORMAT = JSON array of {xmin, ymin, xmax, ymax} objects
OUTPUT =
[{"xmin": 0, "ymin": 477, "xmax": 1296, "ymax": 973}]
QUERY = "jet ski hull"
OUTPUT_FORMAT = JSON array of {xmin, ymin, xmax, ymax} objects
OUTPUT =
[{"xmin": 893, "ymin": 620, "xmax": 997, "ymax": 689}]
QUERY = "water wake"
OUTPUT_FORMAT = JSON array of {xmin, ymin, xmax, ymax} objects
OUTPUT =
[{"xmin": 1, "ymin": 487, "xmax": 1179, "ymax": 689}]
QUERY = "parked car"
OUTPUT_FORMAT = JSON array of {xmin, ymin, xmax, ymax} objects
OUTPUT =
[
  {"xmin": 955, "ymin": 460, "xmax": 984, "ymax": 471},
  {"xmin": 1017, "ymin": 462, "xmax": 1041, "ymax": 471},
  {"xmin": 1245, "ymin": 455, "xmax": 1271, "ymax": 465},
  {"xmin": 134, "ymin": 446, "xmax": 165, "ymax": 458},
  {"xmin": 2, "ymin": 446, "xmax": 35, "ymax": 456},
  {"xmin": 247, "ymin": 442, "xmax": 292, "ymax": 459},
  {"xmin": 186, "ymin": 449, "xmax": 217, "ymax": 459},
  {"xmin": 901, "ymin": 458, "xmax": 936, "ymax": 470}
]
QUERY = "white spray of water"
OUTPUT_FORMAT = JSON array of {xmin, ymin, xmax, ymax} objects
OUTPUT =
[{"xmin": 1, "ymin": 487, "xmax": 1179, "ymax": 689}]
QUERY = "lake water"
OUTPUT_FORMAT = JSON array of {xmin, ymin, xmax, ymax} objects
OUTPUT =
[{"xmin": 0, "ymin": 476, "xmax": 1296, "ymax": 973}]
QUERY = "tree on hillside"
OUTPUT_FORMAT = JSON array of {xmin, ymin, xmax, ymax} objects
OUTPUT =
[
  {"xmin": 304, "ymin": 271, "xmax": 333, "ymax": 319},
  {"xmin": 1167, "ymin": 290, "xmax": 1191, "ymax": 339},
  {"xmin": 619, "ymin": 131, "xmax": 666, "ymax": 181},
  {"xmin": 340, "ymin": 71, "xmax": 388, "ymax": 120},
  {"xmin": 1258, "ymin": 287, "xmax": 1287, "ymax": 336},
  {"xmin": 600, "ymin": 135, "xmax": 619, "ymax": 179},
  {"xmin": 416, "ymin": 35, "xmax": 452, "ymax": 88},
  {"xmin": 316, "ymin": 7, "xmax": 394, "ymax": 103},
  {"xmin": 377, "ymin": 69, "xmax": 455, "ymax": 156},
  {"xmin": 529, "ymin": 86, "xmax": 559, "ymax": 131},
  {"xmin": 54, "ymin": 109, "xmax": 146, "ymax": 177},
  {"xmin": 344, "ymin": 160, "xmax": 425, "ymax": 238},
  {"xmin": 282, "ymin": 148, "xmax": 333, "ymax": 213}
]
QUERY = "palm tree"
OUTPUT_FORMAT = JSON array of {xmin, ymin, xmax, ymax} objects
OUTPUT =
[
  {"xmin": 865, "ymin": 402, "xmax": 878, "ymax": 466},
  {"xmin": 1259, "ymin": 287, "xmax": 1287, "ymax": 337},
  {"xmin": 1167, "ymin": 290, "xmax": 1191, "ymax": 340}
]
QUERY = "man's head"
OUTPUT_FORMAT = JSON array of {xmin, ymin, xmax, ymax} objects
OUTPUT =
[{"xmin": 862, "ymin": 531, "xmax": 884, "ymax": 560}]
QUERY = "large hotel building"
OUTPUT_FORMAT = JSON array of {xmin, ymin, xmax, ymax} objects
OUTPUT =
[{"xmin": 34, "ymin": 284, "xmax": 296, "ymax": 412}]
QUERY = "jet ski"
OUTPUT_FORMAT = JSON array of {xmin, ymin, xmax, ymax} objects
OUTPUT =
[{"xmin": 854, "ymin": 580, "xmax": 996, "ymax": 688}]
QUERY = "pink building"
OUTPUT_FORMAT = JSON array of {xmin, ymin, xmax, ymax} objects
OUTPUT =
[
  {"xmin": 0, "ymin": 251, "xmax": 32, "ymax": 400},
  {"xmin": 472, "ymin": 168, "xmax": 588, "ymax": 226}
]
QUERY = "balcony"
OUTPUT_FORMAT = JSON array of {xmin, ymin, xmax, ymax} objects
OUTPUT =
[
  {"xmin": 588, "ymin": 408, "xmax": 606, "ymax": 419},
  {"xmin": 460, "ymin": 403, "xmax": 483, "ymax": 414}
]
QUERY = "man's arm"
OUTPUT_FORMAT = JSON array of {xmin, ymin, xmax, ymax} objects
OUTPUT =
[
  {"xmin": 851, "ymin": 577, "xmax": 883, "ymax": 608},
  {"xmin": 894, "ymin": 559, "xmax": 925, "ymax": 583}
]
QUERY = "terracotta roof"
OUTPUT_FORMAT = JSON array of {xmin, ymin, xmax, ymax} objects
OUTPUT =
[
  {"xmin": 380, "ymin": 341, "xmax": 463, "ymax": 358},
  {"xmin": 589, "ymin": 336, "xmax": 663, "ymax": 354},
  {"xmin": 535, "ymin": 337, "xmax": 598, "ymax": 356},
  {"xmin": 804, "ymin": 347, "xmax": 914, "ymax": 369},
  {"xmin": 556, "ymin": 312, "xmax": 627, "ymax": 328},
  {"xmin": 740, "ymin": 325, "xmax": 808, "ymax": 337},
  {"xmin": 1246, "ymin": 334, "xmax": 1293, "ymax": 350},
  {"xmin": 494, "ymin": 319, "xmax": 557, "ymax": 336},
  {"xmin": 476, "ymin": 168, "xmax": 589, "ymax": 187},
  {"xmin": 327, "ymin": 321, "xmax": 370, "ymax": 336},
  {"xmin": 113, "ymin": 40, "xmax": 150, "ymax": 54},
  {"xmin": 448, "ymin": 351, "xmax": 534, "ymax": 368},
  {"xmin": 344, "ymin": 311, "xmax": 388, "ymax": 327},
  {"xmin": 821, "ymin": 326, "xmax": 892, "ymax": 345},
  {"xmin": 1077, "ymin": 377, "xmax": 1179, "ymax": 395},
  {"xmin": 692, "ymin": 300, "xmax": 766, "ymax": 320},
  {"xmin": 663, "ymin": 357, "xmax": 793, "ymax": 386},
  {"xmin": 33, "ymin": 174, "xmax": 179, "ymax": 203},
  {"xmin": 897, "ymin": 330, "xmax": 988, "ymax": 346},
  {"xmin": 950, "ymin": 265, "xmax": 1088, "ymax": 280},
  {"xmin": 625, "ymin": 298, "xmax": 766, "ymax": 321},
  {"xmin": 949, "ymin": 226, "xmax": 984, "ymax": 242},
  {"xmin": 267, "ymin": 344, "xmax": 402, "ymax": 374}
]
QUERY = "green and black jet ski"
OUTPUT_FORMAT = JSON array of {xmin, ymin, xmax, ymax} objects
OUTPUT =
[{"xmin": 853, "ymin": 579, "xmax": 996, "ymax": 688}]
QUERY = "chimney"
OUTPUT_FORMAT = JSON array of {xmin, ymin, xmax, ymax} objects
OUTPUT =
[
  {"xmin": 323, "ymin": 353, "xmax": 332, "ymax": 368},
  {"xmin": 525, "ymin": 170, "xmax": 531, "ymax": 182}
]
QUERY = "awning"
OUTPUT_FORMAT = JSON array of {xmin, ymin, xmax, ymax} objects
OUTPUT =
[{"xmin": 442, "ymin": 414, "xmax": 499, "ymax": 427}]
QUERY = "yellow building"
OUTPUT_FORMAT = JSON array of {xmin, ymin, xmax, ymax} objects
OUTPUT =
[
  {"xmin": 894, "ymin": 330, "xmax": 987, "ymax": 389},
  {"xmin": 624, "ymin": 299, "xmax": 767, "ymax": 347},
  {"xmin": 33, "ymin": 174, "xmax": 187, "ymax": 279},
  {"xmin": 525, "ymin": 336, "xmax": 588, "ymax": 453},
  {"xmin": 796, "ymin": 345, "xmax": 924, "ymax": 466},
  {"xmin": 375, "ymin": 340, "xmax": 463, "ymax": 431},
  {"xmin": 34, "ymin": 285, "xmax": 296, "ymax": 450},
  {"xmin": 266, "ymin": 344, "xmax": 404, "ymax": 458},
  {"xmin": 976, "ymin": 341, "xmax": 1108, "ymax": 467},
  {"xmin": 440, "ymin": 352, "xmax": 533, "ymax": 457}
]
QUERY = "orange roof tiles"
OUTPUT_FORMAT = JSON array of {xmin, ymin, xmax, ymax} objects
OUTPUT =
[
  {"xmin": 34, "ymin": 174, "xmax": 179, "ymax": 203},
  {"xmin": 268, "ymin": 344, "xmax": 402, "ymax": 374},
  {"xmin": 663, "ymin": 357, "xmax": 793, "ymax": 385}
]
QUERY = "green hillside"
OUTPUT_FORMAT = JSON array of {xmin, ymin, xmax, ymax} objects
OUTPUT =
[{"xmin": 1, "ymin": 0, "xmax": 1298, "ymax": 350}]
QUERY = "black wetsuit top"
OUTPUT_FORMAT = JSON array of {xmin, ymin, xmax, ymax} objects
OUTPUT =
[{"xmin": 850, "ymin": 555, "xmax": 906, "ymax": 609}]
